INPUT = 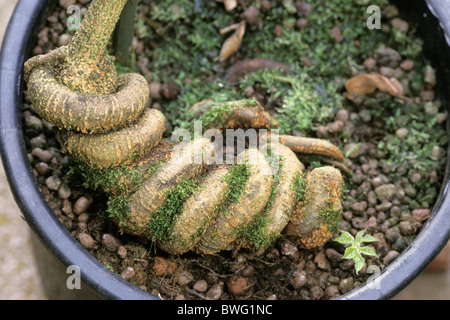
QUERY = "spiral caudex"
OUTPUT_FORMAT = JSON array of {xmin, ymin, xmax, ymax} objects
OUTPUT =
[
  {"xmin": 24, "ymin": 0, "xmax": 345, "ymax": 255},
  {"xmin": 27, "ymin": 65, "xmax": 149, "ymax": 134}
]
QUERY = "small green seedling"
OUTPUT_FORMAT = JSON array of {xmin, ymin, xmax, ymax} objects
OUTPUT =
[{"xmin": 334, "ymin": 229, "xmax": 379, "ymax": 274}]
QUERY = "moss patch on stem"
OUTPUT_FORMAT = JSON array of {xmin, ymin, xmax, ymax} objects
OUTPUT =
[
  {"xmin": 107, "ymin": 195, "xmax": 130, "ymax": 225},
  {"xmin": 205, "ymin": 163, "xmax": 252, "ymax": 241},
  {"xmin": 240, "ymin": 152, "xmax": 284, "ymax": 250},
  {"xmin": 73, "ymin": 160, "xmax": 166, "ymax": 228},
  {"xmin": 222, "ymin": 163, "xmax": 251, "ymax": 203},
  {"xmin": 199, "ymin": 98, "xmax": 259, "ymax": 129},
  {"xmin": 319, "ymin": 202, "xmax": 343, "ymax": 234},
  {"xmin": 293, "ymin": 172, "xmax": 307, "ymax": 203},
  {"xmin": 147, "ymin": 178, "xmax": 201, "ymax": 242},
  {"xmin": 74, "ymin": 160, "xmax": 164, "ymax": 196}
]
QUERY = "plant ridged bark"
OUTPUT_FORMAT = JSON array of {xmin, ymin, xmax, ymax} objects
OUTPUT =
[
  {"xmin": 263, "ymin": 144, "xmax": 305, "ymax": 237},
  {"xmin": 123, "ymin": 138, "xmax": 217, "ymax": 237},
  {"xmin": 196, "ymin": 149, "xmax": 274, "ymax": 254},
  {"xmin": 158, "ymin": 166, "xmax": 231, "ymax": 255},
  {"xmin": 278, "ymin": 135, "xmax": 345, "ymax": 162},
  {"xmin": 24, "ymin": 0, "xmax": 347, "ymax": 255},
  {"xmin": 25, "ymin": 0, "xmax": 150, "ymax": 135},
  {"xmin": 286, "ymin": 166, "xmax": 344, "ymax": 249},
  {"xmin": 57, "ymin": 108, "xmax": 165, "ymax": 168},
  {"xmin": 56, "ymin": 0, "xmax": 126, "ymax": 94},
  {"xmin": 27, "ymin": 67, "xmax": 149, "ymax": 134},
  {"xmin": 200, "ymin": 99, "xmax": 277, "ymax": 130}
]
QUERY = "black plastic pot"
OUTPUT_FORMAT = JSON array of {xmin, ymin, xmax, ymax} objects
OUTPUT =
[{"xmin": 0, "ymin": 0, "xmax": 449, "ymax": 300}]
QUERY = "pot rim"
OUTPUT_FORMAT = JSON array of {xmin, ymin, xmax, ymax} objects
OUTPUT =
[{"xmin": 0, "ymin": 0, "xmax": 449, "ymax": 300}]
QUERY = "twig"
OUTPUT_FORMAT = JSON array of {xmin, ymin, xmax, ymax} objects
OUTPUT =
[
  {"xmin": 185, "ymin": 287, "xmax": 211, "ymax": 300},
  {"xmin": 193, "ymin": 262, "xmax": 226, "ymax": 277},
  {"xmin": 220, "ymin": 22, "xmax": 241, "ymax": 35},
  {"xmin": 247, "ymin": 255, "xmax": 276, "ymax": 265},
  {"xmin": 322, "ymin": 158, "xmax": 352, "ymax": 175}
]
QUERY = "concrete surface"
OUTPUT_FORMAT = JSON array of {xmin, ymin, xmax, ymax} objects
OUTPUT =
[
  {"xmin": 0, "ymin": 0, "xmax": 448, "ymax": 300},
  {"xmin": 0, "ymin": 0, "xmax": 47, "ymax": 300},
  {"xmin": 0, "ymin": 157, "xmax": 47, "ymax": 299}
]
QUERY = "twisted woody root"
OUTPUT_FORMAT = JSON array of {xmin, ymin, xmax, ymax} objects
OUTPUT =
[{"xmin": 24, "ymin": 0, "xmax": 345, "ymax": 255}]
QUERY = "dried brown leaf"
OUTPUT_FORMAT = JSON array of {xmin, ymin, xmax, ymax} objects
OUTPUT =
[
  {"xmin": 224, "ymin": 0, "xmax": 237, "ymax": 11},
  {"xmin": 345, "ymin": 73, "xmax": 406, "ymax": 100},
  {"xmin": 220, "ymin": 22, "xmax": 241, "ymax": 35},
  {"xmin": 214, "ymin": 0, "xmax": 237, "ymax": 12},
  {"xmin": 219, "ymin": 21, "xmax": 246, "ymax": 62}
]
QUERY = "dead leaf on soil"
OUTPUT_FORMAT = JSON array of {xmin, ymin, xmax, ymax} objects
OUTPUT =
[
  {"xmin": 224, "ymin": 0, "xmax": 238, "ymax": 11},
  {"xmin": 219, "ymin": 21, "xmax": 246, "ymax": 62},
  {"xmin": 215, "ymin": 0, "xmax": 238, "ymax": 12},
  {"xmin": 220, "ymin": 22, "xmax": 242, "ymax": 35},
  {"xmin": 345, "ymin": 73, "xmax": 406, "ymax": 100}
]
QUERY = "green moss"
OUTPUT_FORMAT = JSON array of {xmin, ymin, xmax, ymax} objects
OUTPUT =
[
  {"xmin": 79, "ymin": 164, "xmax": 143, "ymax": 195},
  {"xmin": 222, "ymin": 163, "xmax": 251, "ymax": 203},
  {"xmin": 143, "ymin": 0, "xmax": 429, "ymax": 137},
  {"xmin": 242, "ymin": 217, "xmax": 279, "ymax": 250},
  {"xmin": 73, "ymin": 159, "xmax": 165, "ymax": 197},
  {"xmin": 166, "ymin": 79, "xmax": 240, "ymax": 132},
  {"xmin": 376, "ymin": 99, "xmax": 448, "ymax": 205},
  {"xmin": 240, "ymin": 180, "xmax": 280, "ymax": 249},
  {"xmin": 198, "ymin": 101, "xmax": 237, "ymax": 129},
  {"xmin": 106, "ymin": 194, "xmax": 130, "ymax": 226},
  {"xmin": 319, "ymin": 202, "xmax": 343, "ymax": 234},
  {"xmin": 292, "ymin": 172, "xmax": 307, "ymax": 203},
  {"xmin": 198, "ymin": 98, "xmax": 259, "ymax": 130},
  {"xmin": 239, "ymin": 69, "xmax": 342, "ymax": 134},
  {"xmin": 172, "ymin": 164, "xmax": 252, "ymax": 248},
  {"xmin": 71, "ymin": 159, "xmax": 166, "ymax": 228},
  {"xmin": 208, "ymin": 164, "xmax": 251, "ymax": 240},
  {"xmin": 240, "ymin": 153, "xmax": 284, "ymax": 250},
  {"xmin": 147, "ymin": 178, "xmax": 200, "ymax": 242}
]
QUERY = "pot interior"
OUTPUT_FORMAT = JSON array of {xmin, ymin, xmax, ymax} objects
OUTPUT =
[{"xmin": 1, "ymin": 0, "xmax": 449, "ymax": 300}]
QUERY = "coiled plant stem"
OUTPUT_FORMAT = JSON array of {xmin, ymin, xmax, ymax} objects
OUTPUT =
[{"xmin": 25, "ymin": 0, "xmax": 346, "ymax": 256}]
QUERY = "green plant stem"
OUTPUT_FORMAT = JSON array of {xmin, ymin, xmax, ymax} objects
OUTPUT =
[
  {"xmin": 113, "ymin": 0, "xmax": 139, "ymax": 65},
  {"xmin": 57, "ymin": 0, "xmax": 128, "ymax": 94},
  {"xmin": 68, "ymin": 0, "xmax": 127, "ymax": 67}
]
